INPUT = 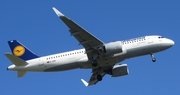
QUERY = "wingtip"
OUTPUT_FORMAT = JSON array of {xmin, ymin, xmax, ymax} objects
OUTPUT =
[
  {"xmin": 52, "ymin": 7, "xmax": 64, "ymax": 17},
  {"xmin": 81, "ymin": 79, "xmax": 89, "ymax": 87}
]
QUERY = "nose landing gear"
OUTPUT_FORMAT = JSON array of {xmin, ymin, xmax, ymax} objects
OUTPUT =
[{"xmin": 150, "ymin": 53, "xmax": 156, "ymax": 62}]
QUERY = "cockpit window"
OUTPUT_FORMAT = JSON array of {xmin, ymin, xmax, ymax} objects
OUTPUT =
[{"xmin": 158, "ymin": 36, "xmax": 164, "ymax": 38}]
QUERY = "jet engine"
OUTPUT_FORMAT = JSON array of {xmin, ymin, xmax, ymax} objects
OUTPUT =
[
  {"xmin": 111, "ymin": 64, "xmax": 129, "ymax": 77},
  {"xmin": 101, "ymin": 41, "xmax": 123, "ymax": 55}
]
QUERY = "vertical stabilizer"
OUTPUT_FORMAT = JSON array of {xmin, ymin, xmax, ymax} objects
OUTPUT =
[{"xmin": 8, "ymin": 40, "xmax": 38, "ymax": 60}]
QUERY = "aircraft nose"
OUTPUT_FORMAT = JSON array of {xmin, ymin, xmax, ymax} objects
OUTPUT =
[
  {"xmin": 167, "ymin": 39, "xmax": 175, "ymax": 47},
  {"xmin": 164, "ymin": 39, "xmax": 174, "ymax": 48}
]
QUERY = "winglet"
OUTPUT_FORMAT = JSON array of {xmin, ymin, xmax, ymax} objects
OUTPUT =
[
  {"xmin": 52, "ymin": 7, "xmax": 64, "ymax": 17},
  {"xmin": 81, "ymin": 79, "xmax": 89, "ymax": 87}
]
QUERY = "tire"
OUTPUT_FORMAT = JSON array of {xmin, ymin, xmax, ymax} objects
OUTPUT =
[
  {"xmin": 97, "ymin": 74, "xmax": 102, "ymax": 81},
  {"xmin": 92, "ymin": 60, "xmax": 97, "ymax": 67},
  {"xmin": 152, "ymin": 58, "xmax": 156, "ymax": 62}
]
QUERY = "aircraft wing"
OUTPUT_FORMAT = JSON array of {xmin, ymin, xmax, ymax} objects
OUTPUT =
[
  {"xmin": 81, "ymin": 65, "xmax": 113, "ymax": 86},
  {"xmin": 52, "ymin": 7, "xmax": 104, "ymax": 59}
]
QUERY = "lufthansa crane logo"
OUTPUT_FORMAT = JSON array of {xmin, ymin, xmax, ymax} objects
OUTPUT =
[{"xmin": 13, "ymin": 46, "xmax": 25, "ymax": 56}]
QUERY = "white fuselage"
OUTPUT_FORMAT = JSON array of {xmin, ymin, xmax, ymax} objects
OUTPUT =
[{"xmin": 7, "ymin": 35, "xmax": 174, "ymax": 72}]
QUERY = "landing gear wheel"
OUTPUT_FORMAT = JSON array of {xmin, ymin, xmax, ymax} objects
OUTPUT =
[
  {"xmin": 97, "ymin": 74, "xmax": 102, "ymax": 81},
  {"xmin": 150, "ymin": 53, "xmax": 156, "ymax": 62},
  {"xmin": 91, "ymin": 60, "xmax": 97, "ymax": 67},
  {"xmin": 152, "ymin": 58, "xmax": 156, "ymax": 62}
]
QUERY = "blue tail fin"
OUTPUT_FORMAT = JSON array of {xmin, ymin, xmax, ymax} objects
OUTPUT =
[{"xmin": 8, "ymin": 40, "xmax": 39, "ymax": 61}]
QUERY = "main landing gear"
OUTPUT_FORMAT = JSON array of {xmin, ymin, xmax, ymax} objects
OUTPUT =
[
  {"xmin": 91, "ymin": 60, "xmax": 98, "ymax": 67},
  {"xmin": 91, "ymin": 52, "xmax": 99, "ymax": 67},
  {"xmin": 97, "ymin": 74, "xmax": 102, "ymax": 81},
  {"xmin": 150, "ymin": 53, "xmax": 156, "ymax": 62}
]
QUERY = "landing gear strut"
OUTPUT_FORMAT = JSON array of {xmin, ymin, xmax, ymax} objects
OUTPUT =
[
  {"xmin": 91, "ymin": 60, "xmax": 97, "ymax": 67},
  {"xmin": 150, "ymin": 53, "xmax": 156, "ymax": 62},
  {"xmin": 91, "ymin": 52, "xmax": 99, "ymax": 67}
]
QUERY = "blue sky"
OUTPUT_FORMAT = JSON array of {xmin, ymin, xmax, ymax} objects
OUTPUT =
[{"xmin": 0, "ymin": 0, "xmax": 179, "ymax": 95}]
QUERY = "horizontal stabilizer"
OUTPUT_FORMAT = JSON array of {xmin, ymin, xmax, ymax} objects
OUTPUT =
[
  {"xmin": 18, "ymin": 71, "xmax": 27, "ymax": 78},
  {"xmin": 81, "ymin": 79, "xmax": 89, "ymax": 87},
  {"xmin": 5, "ymin": 53, "xmax": 28, "ymax": 66}
]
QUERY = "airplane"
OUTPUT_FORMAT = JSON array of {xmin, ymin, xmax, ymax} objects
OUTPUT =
[{"xmin": 5, "ymin": 7, "xmax": 174, "ymax": 87}]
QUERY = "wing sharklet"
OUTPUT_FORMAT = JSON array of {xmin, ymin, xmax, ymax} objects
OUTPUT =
[
  {"xmin": 52, "ymin": 7, "xmax": 64, "ymax": 17},
  {"xmin": 81, "ymin": 79, "xmax": 89, "ymax": 87}
]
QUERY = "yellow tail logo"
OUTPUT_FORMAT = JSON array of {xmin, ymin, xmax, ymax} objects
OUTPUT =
[{"xmin": 13, "ymin": 46, "xmax": 25, "ymax": 56}]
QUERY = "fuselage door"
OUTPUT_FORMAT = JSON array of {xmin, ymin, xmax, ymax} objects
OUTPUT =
[
  {"xmin": 147, "ymin": 37, "xmax": 153, "ymax": 44},
  {"xmin": 38, "ymin": 58, "xmax": 46, "ymax": 69}
]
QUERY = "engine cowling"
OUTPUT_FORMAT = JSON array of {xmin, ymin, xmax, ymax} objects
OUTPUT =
[
  {"xmin": 111, "ymin": 64, "xmax": 129, "ymax": 77},
  {"xmin": 103, "ymin": 41, "xmax": 122, "ymax": 55}
]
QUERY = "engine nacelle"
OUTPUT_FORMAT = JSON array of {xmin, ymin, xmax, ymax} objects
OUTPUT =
[
  {"xmin": 103, "ymin": 41, "xmax": 122, "ymax": 55},
  {"xmin": 111, "ymin": 64, "xmax": 129, "ymax": 77}
]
